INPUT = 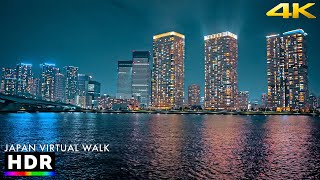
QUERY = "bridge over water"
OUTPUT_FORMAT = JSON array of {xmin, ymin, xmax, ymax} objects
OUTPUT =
[{"xmin": 0, "ymin": 94, "xmax": 80, "ymax": 112}]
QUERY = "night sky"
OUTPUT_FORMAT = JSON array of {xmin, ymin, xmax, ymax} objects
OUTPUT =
[{"xmin": 0, "ymin": 0, "xmax": 319, "ymax": 101}]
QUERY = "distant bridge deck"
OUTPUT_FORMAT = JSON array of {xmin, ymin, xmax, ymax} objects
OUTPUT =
[{"xmin": 0, "ymin": 93, "xmax": 79, "ymax": 108}]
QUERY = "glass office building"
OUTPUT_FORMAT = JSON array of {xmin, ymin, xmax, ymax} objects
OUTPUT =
[
  {"xmin": 54, "ymin": 72, "xmax": 65, "ymax": 102},
  {"xmin": 117, "ymin": 61, "xmax": 133, "ymax": 100},
  {"xmin": 88, "ymin": 80, "xmax": 101, "ymax": 109},
  {"xmin": 132, "ymin": 51, "xmax": 151, "ymax": 108}
]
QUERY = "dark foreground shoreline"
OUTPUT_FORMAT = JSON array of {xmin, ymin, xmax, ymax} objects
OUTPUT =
[{"xmin": 0, "ymin": 110, "xmax": 319, "ymax": 116}]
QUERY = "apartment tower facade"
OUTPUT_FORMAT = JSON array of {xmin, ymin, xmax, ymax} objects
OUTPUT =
[
  {"xmin": 151, "ymin": 31, "xmax": 185, "ymax": 109},
  {"xmin": 266, "ymin": 29, "xmax": 308, "ymax": 111},
  {"xmin": 204, "ymin": 31, "xmax": 239, "ymax": 110}
]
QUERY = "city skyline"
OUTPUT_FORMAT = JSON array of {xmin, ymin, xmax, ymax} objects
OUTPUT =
[
  {"xmin": 0, "ymin": 0, "xmax": 319, "ymax": 101},
  {"xmin": 0, "ymin": 28, "xmax": 316, "ymax": 108}
]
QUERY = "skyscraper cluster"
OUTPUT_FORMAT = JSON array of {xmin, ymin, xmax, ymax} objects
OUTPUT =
[
  {"xmin": 129, "ymin": 29, "xmax": 309, "ymax": 111},
  {"xmin": 116, "ymin": 51, "xmax": 151, "ymax": 108},
  {"xmin": 1, "ymin": 63, "xmax": 34, "ymax": 98},
  {"xmin": 117, "ymin": 31, "xmax": 237, "ymax": 110},
  {"xmin": 0, "ymin": 29, "xmax": 312, "ymax": 111},
  {"xmin": 0, "ymin": 63, "xmax": 101, "ymax": 108}
]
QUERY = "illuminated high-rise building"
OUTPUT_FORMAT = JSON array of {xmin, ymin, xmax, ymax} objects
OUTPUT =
[
  {"xmin": 309, "ymin": 95, "xmax": 318, "ymax": 110},
  {"xmin": 64, "ymin": 66, "xmax": 78, "ymax": 104},
  {"xmin": 54, "ymin": 72, "xmax": 65, "ymax": 102},
  {"xmin": 88, "ymin": 80, "xmax": 101, "ymax": 109},
  {"xmin": 97, "ymin": 94, "xmax": 110, "ymax": 110},
  {"xmin": 117, "ymin": 61, "xmax": 132, "ymax": 99},
  {"xmin": 238, "ymin": 91, "xmax": 249, "ymax": 111},
  {"xmin": 266, "ymin": 34, "xmax": 282, "ymax": 110},
  {"xmin": 76, "ymin": 74, "xmax": 91, "ymax": 108},
  {"xmin": 152, "ymin": 31, "xmax": 185, "ymax": 109},
  {"xmin": 132, "ymin": 51, "xmax": 151, "ymax": 108},
  {"xmin": 261, "ymin": 93, "xmax": 267, "ymax": 109},
  {"xmin": 1, "ymin": 68, "xmax": 17, "ymax": 95},
  {"xmin": 31, "ymin": 78, "xmax": 40, "ymax": 99},
  {"xmin": 78, "ymin": 74, "xmax": 90, "ymax": 96},
  {"xmin": 266, "ymin": 29, "xmax": 308, "ymax": 111},
  {"xmin": 16, "ymin": 63, "xmax": 33, "ymax": 98},
  {"xmin": 282, "ymin": 29, "xmax": 308, "ymax": 111},
  {"xmin": 188, "ymin": 84, "xmax": 200, "ymax": 107},
  {"xmin": 200, "ymin": 96, "xmax": 205, "ymax": 108},
  {"xmin": 204, "ymin": 31, "xmax": 239, "ymax": 110},
  {"xmin": 39, "ymin": 63, "xmax": 58, "ymax": 101}
]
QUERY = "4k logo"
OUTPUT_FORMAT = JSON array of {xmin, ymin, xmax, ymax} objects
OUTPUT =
[{"xmin": 266, "ymin": 3, "xmax": 316, "ymax": 18}]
